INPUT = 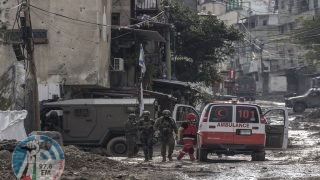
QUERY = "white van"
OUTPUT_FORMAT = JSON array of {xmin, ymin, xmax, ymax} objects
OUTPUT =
[{"xmin": 173, "ymin": 102, "xmax": 288, "ymax": 161}]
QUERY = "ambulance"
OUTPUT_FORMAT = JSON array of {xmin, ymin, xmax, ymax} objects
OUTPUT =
[{"xmin": 173, "ymin": 101, "xmax": 288, "ymax": 162}]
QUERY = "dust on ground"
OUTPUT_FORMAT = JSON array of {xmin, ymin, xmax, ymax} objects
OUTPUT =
[{"xmin": 1, "ymin": 101, "xmax": 320, "ymax": 180}]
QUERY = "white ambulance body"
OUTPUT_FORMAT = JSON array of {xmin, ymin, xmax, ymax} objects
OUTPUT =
[{"xmin": 173, "ymin": 102, "xmax": 288, "ymax": 162}]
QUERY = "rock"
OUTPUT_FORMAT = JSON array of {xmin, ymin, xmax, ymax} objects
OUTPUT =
[{"xmin": 0, "ymin": 150, "xmax": 11, "ymax": 160}]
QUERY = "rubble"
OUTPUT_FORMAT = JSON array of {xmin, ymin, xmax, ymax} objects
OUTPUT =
[{"xmin": 306, "ymin": 108, "xmax": 320, "ymax": 120}]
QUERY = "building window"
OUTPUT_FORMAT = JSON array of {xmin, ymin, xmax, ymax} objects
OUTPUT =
[
  {"xmin": 263, "ymin": 19, "xmax": 268, "ymax": 26},
  {"xmin": 315, "ymin": 0, "xmax": 318, "ymax": 8},
  {"xmin": 112, "ymin": 13, "xmax": 120, "ymax": 26},
  {"xmin": 281, "ymin": 1, "xmax": 285, "ymax": 9},
  {"xmin": 226, "ymin": 0, "xmax": 241, "ymax": 11},
  {"xmin": 5, "ymin": 29, "xmax": 48, "ymax": 44},
  {"xmin": 279, "ymin": 25, "xmax": 286, "ymax": 34}
]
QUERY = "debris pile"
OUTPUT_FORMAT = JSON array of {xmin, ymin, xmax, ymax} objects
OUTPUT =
[{"xmin": 306, "ymin": 108, "xmax": 320, "ymax": 121}]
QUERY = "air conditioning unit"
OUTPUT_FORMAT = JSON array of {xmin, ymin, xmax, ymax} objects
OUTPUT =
[{"xmin": 112, "ymin": 58, "xmax": 124, "ymax": 71}]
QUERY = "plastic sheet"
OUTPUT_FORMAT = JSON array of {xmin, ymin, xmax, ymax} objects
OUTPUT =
[{"xmin": 0, "ymin": 110, "xmax": 27, "ymax": 141}]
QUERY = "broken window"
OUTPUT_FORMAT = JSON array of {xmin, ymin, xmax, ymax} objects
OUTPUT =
[
  {"xmin": 4, "ymin": 29, "xmax": 48, "ymax": 44},
  {"xmin": 112, "ymin": 13, "xmax": 120, "ymax": 26}
]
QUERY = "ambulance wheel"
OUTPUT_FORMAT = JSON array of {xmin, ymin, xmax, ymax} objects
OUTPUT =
[
  {"xmin": 198, "ymin": 148, "xmax": 208, "ymax": 162},
  {"xmin": 251, "ymin": 151, "xmax": 265, "ymax": 161},
  {"xmin": 106, "ymin": 136, "xmax": 127, "ymax": 156}
]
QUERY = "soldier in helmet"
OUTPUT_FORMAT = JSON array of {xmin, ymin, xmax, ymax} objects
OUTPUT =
[
  {"xmin": 154, "ymin": 110, "xmax": 178, "ymax": 162},
  {"xmin": 125, "ymin": 113, "xmax": 138, "ymax": 158},
  {"xmin": 137, "ymin": 111, "xmax": 155, "ymax": 162}
]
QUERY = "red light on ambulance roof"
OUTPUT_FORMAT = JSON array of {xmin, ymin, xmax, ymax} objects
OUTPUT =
[
  {"xmin": 203, "ymin": 111, "xmax": 209, "ymax": 122},
  {"xmin": 260, "ymin": 115, "xmax": 266, "ymax": 124}
]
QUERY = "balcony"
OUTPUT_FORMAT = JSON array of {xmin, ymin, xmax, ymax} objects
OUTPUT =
[{"xmin": 135, "ymin": 0, "xmax": 160, "ymax": 16}]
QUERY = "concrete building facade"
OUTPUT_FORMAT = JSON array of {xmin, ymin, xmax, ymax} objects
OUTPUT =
[{"xmin": 0, "ymin": 0, "xmax": 112, "ymax": 87}]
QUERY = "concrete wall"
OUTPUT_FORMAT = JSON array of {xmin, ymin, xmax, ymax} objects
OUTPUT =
[
  {"xmin": 0, "ymin": 0, "xmax": 111, "ymax": 87},
  {"xmin": 269, "ymin": 75, "xmax": 287, "ymax": 92},
  {"xmin": 112, "ymin": 0, "xmax": 131, "ymax": 26}
]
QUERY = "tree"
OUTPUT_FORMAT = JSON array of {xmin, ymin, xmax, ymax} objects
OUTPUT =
[
  {"xmin": 293, "ymin": 15, "xmax": 320, "ymax": 64},
  {"xmin": 167, "ymin": 0, "xmax": 243, "ymax": 85}
]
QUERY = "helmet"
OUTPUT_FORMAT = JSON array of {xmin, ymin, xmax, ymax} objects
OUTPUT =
[
  {"xmin": 186, "ymin": 113, "xmax": 196, "ymax": 122},
  {"xmin": 162, "ymin": 110, "xmax": 171, "ymax": 117},
  {"xmin": 142, "ymin": 111, "xmax": 150, "ymax": 117},
  {"xmin": 128, "ymin": 113, "xmax": 136, "ymax": 119}
]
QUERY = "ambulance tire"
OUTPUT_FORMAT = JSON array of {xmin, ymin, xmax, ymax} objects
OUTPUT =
[
  {"xmin": 198, "ymin": 148, "xmax": 208, "ymax": 162},
  {"xmin": 251, "ymin": 151, "xmax": 265, "ymax": 161}
]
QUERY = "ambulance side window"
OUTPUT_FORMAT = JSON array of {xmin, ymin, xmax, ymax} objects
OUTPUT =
[
  {"xmin": 236, "ymin": 106, "xmax": 259, "ymax": 123},
  {"xmin": 209, "ymin": 106, "xmax": 232, "ymax": 122}
]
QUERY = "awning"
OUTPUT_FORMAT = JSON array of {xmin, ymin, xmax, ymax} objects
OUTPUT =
[
  {"xmin": 112, "ymin": 27, "xmax": 166, "ymax": 42},
  {"xmin": 133, "ymin": 29, "xmax": 166, "ymax": 42}
]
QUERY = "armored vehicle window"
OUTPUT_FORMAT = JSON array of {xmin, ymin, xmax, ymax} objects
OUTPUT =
[
  {"xmin": 209, "ymin": 106, "xmax": 232, "ymax": 122},
  {"xmin": 74, "ymin": 109, "xmax": 89, "ymax": 117}
]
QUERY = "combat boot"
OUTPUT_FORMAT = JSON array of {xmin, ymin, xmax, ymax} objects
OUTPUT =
[
  {"xmin": 168, "ymin": 155, "xmax": 173, "ymax": 161},
  {"xmin": 162, "ymin": 156, "xmax": 166, "ymax": 162},
  {"xmin": 144, "ymin": 154, "xmax": 149, "ymax": 162},
  {"xmin": 189, "ymin": 154, "xmax": 196, "ymax": 161},
  {"xmin": 177, "ymin": 151, "xmax": 185, "ymax": 160}
]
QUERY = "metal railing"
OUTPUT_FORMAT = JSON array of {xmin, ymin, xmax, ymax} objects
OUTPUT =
[{"xmin": 135, "ymin": 0, "xmax": 158, "ymax": 10}]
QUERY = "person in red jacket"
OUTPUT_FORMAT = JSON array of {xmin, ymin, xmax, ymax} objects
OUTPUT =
[{"xmin": 177, "ymin": 112, "xmax": 198, "ymax": 161}]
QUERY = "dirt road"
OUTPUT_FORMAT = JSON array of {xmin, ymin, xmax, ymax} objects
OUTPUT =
[{"xmin": 1, "ymin": 100, "xmax": 320, "ymax": 180}]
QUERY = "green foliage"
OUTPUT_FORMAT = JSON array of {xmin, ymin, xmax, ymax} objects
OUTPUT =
[
  {"xmin": 168, "ymin": 0, "xmax": 243, "ymax": 84},
  {"xmin": 293, "ymin": 15, "xmax": 320, "ymax": 62}
]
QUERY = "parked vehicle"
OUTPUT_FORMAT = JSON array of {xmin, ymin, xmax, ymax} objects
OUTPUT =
[
  {"xmin": 234, "ymin": 76, "xmax": 256, "ymax": 101},
  {"xmin": 173, "ymin": 102, "xmax": 289, "ymax": 161},
  {"xmin": 285, "ymin": 88, "xmax": 320, "ymax": 113},
  {"xmin": 40, "ymin": 98, "xmax": 158, "ymax": 156}
]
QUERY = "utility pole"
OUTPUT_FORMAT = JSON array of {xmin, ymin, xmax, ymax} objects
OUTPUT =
[
  {"xmin": 21, "ymin": 0, "xmax": 40, "ymax": 132},
  {"xmin": 164, "ymin": 5, "xmax": 171, "ymax": 80}
]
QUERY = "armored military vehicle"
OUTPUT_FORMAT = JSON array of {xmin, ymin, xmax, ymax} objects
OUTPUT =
[
  {"xmin": 40, "ymin": 98, "xmax": 158, "ymax": 156},
  {"xmin": 285, "ymin": 88, "xmax": 320, "ymax": 113}
]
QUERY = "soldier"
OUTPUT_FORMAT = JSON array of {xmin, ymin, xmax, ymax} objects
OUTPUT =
[
  {"xmin": 125, "ymin": 113, "xmax": 137, "ymax": 158},
  {"xmin": 154, "ymin": 110, "xmax": 178, "ymax": 162},
  {"xmin": 137, "ymin": 111, "xmax": 155, "ymax": 162}
]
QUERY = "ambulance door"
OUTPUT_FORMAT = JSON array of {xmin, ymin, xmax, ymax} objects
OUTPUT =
[
  {"xmin": 204, "ymin": 105, "xmax": 234, "ymax": 144},
  {"xmin": 234, "ymin": 105, "xmax": 262, "ymax": 145},
  {"xmin": 172, "ymin": 104, "xmax": 199, "ymax": 145},
  {"xmin": 264, "ymin": 108, "xmax": 288, "ymax": 149}
]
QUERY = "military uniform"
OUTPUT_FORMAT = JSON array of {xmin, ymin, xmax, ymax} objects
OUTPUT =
[
  {"xmin": 125, "ymin": 114, "xmax": 138, "ymax": 158},
  {"xmin": 154, "ymin": 110, "xmax": 178, "ymax": 162},
  {"xmin": 137, "ymin": 111, "xmax": 155, "ymax": 161}
]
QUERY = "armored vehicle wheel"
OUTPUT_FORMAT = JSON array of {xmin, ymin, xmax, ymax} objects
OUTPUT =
[
  {"xmin": 293, "ymin": 103, "xmax": 306, "ymax": 113},
  {"xmin": 198, "ymin": 148, "xmax": 208, "ymax": 162},
  {"xmin": 251, "ymin": 151, "xmax": 265, "ymax": 161},
  {"xmin": 106, "ymin": 136, "xmax": 127, "ymax": 156}
]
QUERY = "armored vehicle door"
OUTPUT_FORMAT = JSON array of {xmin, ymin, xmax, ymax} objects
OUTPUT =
[
  {"xmin": 63, "ymin": 106, "xmax": 97, "ymax": 138},
  {"xmin": 264, "ymin": 108, "xmax": 288, "ymax": 149}
]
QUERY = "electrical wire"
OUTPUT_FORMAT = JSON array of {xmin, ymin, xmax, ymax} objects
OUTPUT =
[{"xmin": 30, "ymin": 4, "xmax": 165, "ymax": 29}]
